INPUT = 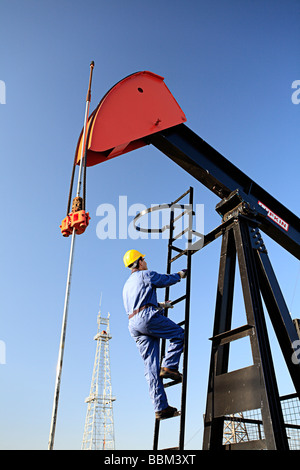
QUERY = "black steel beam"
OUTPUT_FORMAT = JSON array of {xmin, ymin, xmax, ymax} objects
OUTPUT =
[
  {"xmin": 256, "ymin": 249, "xmax": 300, "ymax": 394},
  {"xmin": 234, "ymin": 219, "xmax": 289, "ymax": 449},
  {"xmin": 149, "ymin": 124, "xmax": 300, "ymax": 259},
  {"xmin": 202, "ymin": 227, "xmax": 236, "ymax": 450}
]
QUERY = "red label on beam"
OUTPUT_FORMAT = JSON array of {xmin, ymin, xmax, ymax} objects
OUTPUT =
[{"xmin": 258, "ymin": 201, "xmax": 289, "ymax": 231}]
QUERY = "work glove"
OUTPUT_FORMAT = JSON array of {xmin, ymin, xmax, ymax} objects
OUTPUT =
[
  {"xmin": 178, "ymin": 269, "xmax": 188, "ymax": 279},
  {"xmin": 158, "ymin": 301, "xmax": 174, "ymax": 309}
]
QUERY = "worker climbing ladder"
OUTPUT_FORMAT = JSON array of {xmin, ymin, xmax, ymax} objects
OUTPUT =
[
  {"xmin": 155, "ymin": 188, "xmax": 193, "ymax": 450},
  {"xmin": 154, "ymin": 187, "xmax": 200, "ymax": 450},
  {"xmin": 134, "ymin": 187, "xmax": 198, "ymax": 450}
]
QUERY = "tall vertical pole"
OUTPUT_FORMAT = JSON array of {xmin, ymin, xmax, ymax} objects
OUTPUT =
[{"xmin": 48, "ymin": 62, "xmax": 94, "ymax": 450}]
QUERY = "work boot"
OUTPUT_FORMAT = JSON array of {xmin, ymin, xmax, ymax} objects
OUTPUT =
[
  {"xmin": 155, "ymin": 406, "xmax": 178, "ymax": 420},
  {"xmin": 160, "ymin": 367, "xmax": 182, "ymax": 381}
]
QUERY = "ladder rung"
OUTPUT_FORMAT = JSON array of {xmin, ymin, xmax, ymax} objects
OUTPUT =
[
  {"xmin": 161, "ymin": 447, "xmax": 179, "ymax": 450},
  {"xmin": 170, "ymin": 249, "xmax": 188, "ymax": 263},
  {"xmin": 170, "ymin": 245, "xmax": 183, "ymax": 253},
  {"xmin": 209, "ymin": 324, "xmax": 254, "ymax": 345},
  {"xmin": 163, "ymin": 378, "xmax": 182, "ymax": 388},
  {"xmin": 172, "ymin": 227, "xmax": 190, "ymax": 241},
  {"xmin": 172, "ymin": 208, "xmax": 194, "ymax": 225},
  {"xmin": 171, "ymin": 294, "xmax": 187, "ymax": 306},
  {"xmin": 156, "ymin": 410, "xmax": 181, "ymax": 420},
  {"xmin": 171, "ymin": 188, "xmax": 191, "ymax": 204}
]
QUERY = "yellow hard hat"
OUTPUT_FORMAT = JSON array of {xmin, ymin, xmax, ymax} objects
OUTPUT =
[{"xmin": 123, "ymin": 249, "xmax": 145, "ymax": 268}]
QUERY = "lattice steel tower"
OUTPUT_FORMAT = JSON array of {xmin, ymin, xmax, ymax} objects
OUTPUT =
[
  {"xmin": 223, "ymin": 413, "xmax": 250, "ymax": 445},
  {"xmin": 81, "ymin": 307, "xmax": 116, "ymax": 450}
]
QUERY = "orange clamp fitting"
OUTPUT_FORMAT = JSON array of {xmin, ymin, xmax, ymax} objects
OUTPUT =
[
  {"xmin": 70, "ymin": 210, "xmax": 91, "ymax": 235},
  {"xmin": 60, "ymin": 211, "xmax": 91, "ymax": 237},
  {"xmin": 60, "ymin": 215, "xmax": 73, "ymax": 237}
]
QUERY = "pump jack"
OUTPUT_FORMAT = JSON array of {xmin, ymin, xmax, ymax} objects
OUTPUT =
[{"xmin": 62, "ymin": 70, "xmax": 300, "ymax": 450}]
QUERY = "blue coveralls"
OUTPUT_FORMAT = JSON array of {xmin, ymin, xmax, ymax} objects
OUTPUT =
[{"xmin": 123, "ymin": 269, "xmax": 185, "ymax": 412}]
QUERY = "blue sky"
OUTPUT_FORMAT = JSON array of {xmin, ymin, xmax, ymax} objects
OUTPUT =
[{"xmin": 1, "ymin": 0, "xmax": 299, "ymax": 450}]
